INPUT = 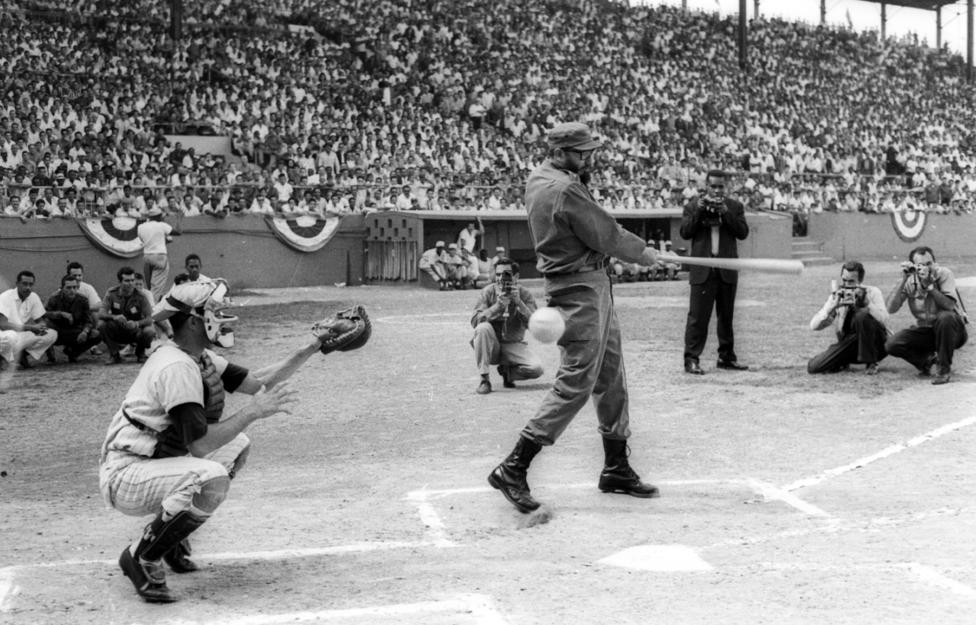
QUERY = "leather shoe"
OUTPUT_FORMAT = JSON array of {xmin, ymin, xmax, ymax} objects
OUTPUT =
[
  {"xmin": 684, "ymin": 360, "xmax": 704, "ymax": 375},
  {"xmin": 476, "ymin": 378, "xmax": 491, "ymax": 394},
  {"xmin": 497, "ymin": 365, "xmax": 515, "ymax": 388},
  {"xmin": 865, "ymin": 363, "xmax": 879, "ymax": 375},
  {"xmin": 932, "ymin": 368, "xmax": 951, "ymax": 385},
  {"xmin": 917, "ymin": 354, "xmax": 937, "ymax": 377},
  {"xmin": 716, "ymin": 360, "xmax": 749, "ymax": 371}
]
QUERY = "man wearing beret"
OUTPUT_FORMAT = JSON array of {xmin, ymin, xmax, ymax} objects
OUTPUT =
[{"xmin": 488, "ymin": 122, "xmax": 668, "ymax": 513}]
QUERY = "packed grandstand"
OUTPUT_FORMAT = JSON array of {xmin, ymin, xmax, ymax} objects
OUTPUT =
[{"xmin": 1, "ymin": 0, "xmax": 975, "ymax": 227}]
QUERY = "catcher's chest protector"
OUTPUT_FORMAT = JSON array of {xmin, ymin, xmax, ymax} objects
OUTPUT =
[{"xmin": 198, "ymin": 353, "xmax": 226, "ymax": 424}]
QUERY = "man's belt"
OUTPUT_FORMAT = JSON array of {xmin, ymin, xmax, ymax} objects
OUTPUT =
[{"xmin": 543, "ymin": 262, "xmax": 606, "ymax": 279}]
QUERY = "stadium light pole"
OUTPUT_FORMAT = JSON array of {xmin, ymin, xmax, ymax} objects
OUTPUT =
[
  {"xmin": 969, "ymin": 0, "xmax": 974, "ymax": 82},
  {"xmin": 881, "ymin": 2, "xmax": 887, "ymax": 41},
  {"xmin": 170, "ymin": 0, "xmax": 182, "ymax": 41},
  {"xmin": 738, "ymin": 0, "xmax": 747, "ymax": 70}
]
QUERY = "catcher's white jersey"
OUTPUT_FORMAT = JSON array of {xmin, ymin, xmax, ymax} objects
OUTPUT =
[{"xmin": 99, "ymin": 344, "xmax": 229, "ymax": 462}]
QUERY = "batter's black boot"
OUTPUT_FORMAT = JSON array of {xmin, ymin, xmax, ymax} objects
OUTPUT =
[
  {"xmin": 598, "ymin": 438, "xmax": 660, "ymax": 498},
  {"xmin": 488, "ymin": 436, "xmax": 543, "ymax": 513}
]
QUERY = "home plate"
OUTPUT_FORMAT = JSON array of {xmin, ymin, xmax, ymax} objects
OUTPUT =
[{"xmin": 598, "ymin": 544, "xmax": 713, "ymax": 572}]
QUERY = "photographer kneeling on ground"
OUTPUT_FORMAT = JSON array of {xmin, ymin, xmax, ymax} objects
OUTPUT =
[
  {"xmin": 885, "ymin": 246, "xmax": 968, "ymax": 385},
  {"xmin": 808, "ymin": 260, "xmax": 889, "ymax": 375},
  {"xmin": 470, "ymin": 258, "xmax": 543, "ymax": 394}
]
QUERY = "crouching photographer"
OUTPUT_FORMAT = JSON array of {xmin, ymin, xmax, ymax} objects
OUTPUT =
[
  {"xmin": 469, "ymin": 258, "xmax": 544, "ymax": 395},
  {"xmin": 808, "ymin": 261, "xmax": 890, "ymax": 375},
  {"xmin": 885, "ymin": 246, "xmax": 968, "ymax": 385}
]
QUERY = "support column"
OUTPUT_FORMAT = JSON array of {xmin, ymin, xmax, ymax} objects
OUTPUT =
[
  {"xmin": 738, "ymin": 0, "xmax": 748, "ymax": 70},
  {"xmin": 969, "ymin": 0, "xmax": 974, "ymax": 82},
  {"xmin": 881, "ymin": 2, "xmax": 887, "ymax": 42}
]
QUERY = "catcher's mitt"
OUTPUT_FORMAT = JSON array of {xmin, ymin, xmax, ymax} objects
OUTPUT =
[{"xmin": 312, "ymin": 305, "xmax": 371, "ymax": 354}]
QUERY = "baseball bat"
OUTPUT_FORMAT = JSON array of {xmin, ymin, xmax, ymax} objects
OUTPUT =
[{"xmin": 678, "ymin": 256, "xmax": 804, "ymax": 275}]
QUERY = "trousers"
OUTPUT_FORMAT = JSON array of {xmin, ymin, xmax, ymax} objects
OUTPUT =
[
  {"xmin": 471, "ymin": 322, "xmax": 543, "ymax": 379},
  {"xmin": 807, "ymin": 309, "xmax": 889, "ymax": 373},
  {"xmin": 885, "ymin": 311, "xmax": 967, "ymax": 371},
  {"xmin": 522, "ymin": 270, "xmax": 630, "ymax": 446}
]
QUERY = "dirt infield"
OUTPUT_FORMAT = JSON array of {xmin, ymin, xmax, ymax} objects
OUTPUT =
[{"xmin": 1, "ymin": 260, "xmax": 975, "ymax": 625}]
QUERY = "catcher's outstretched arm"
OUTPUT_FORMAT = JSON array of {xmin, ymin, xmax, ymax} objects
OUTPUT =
[{"xmin": 239, "ymin": 340, "xmax": 321, "ymax": 394}]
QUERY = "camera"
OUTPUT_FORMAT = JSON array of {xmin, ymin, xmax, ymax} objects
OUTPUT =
[
  {"xmin": 901, "ymin": 261, "xmax": 927, "ymax": 276},
  {"xmin": 837, "ymin": 286, "xmax": 865, "ymax": 307},
  {"xmin": 702, "ymin": 196, "xmax": 724, "ymax": 214},
  {"xmin": 499, "ymin": 270, "xmax": 515, "ymax": 296}
]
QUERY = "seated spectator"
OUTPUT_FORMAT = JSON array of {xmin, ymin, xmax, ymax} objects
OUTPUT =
[
  {"xmin": 44, "ymin": 273, "xmax": 102, "ymax": 363},
  {"xmin": 97, "ymin": 266, "xmax": 155, "ymax": 364},
  {"xmin": 0, "ymin": 270, "xmax": 58, "ymax": 370},
  {"xmin": 249, "ymin": 190, "xmax": 274, "ymax": 214},
  {"xmin": 443, "ymin": 243, "xmax": 469, "ymax": 289},
  {"xmin": 419, "ymin": 240, "xmax": 449, "ymax": 290}
]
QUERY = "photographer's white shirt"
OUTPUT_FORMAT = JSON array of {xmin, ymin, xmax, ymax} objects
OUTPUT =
[{"xmin": 810, "ymin": 284, "xmax": 889, "ymax": 337}]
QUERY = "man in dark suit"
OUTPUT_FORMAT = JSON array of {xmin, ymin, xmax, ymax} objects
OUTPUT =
[{"xmin": 679, "ymin": 170, "xmax": 750, "ymax": 374}]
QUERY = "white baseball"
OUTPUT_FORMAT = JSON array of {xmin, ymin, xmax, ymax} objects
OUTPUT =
[{"xmin": 529, "ymin": 307, "xmax": 565, "ymax": 344}]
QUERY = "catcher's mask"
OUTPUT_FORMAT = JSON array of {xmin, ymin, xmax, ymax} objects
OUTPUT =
[{"xmin": 153, "ymin": 280, "xmax": 238, "ymax": 348}]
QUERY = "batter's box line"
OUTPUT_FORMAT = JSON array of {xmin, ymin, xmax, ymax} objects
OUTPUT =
[
  {"xmin": 781, "ymin": 414, "xmax": 976, "ymax": 493},
  {"xmin": 150, "ymin": 593, "xmax": 510, "ymax": 625},
  {"xmin": 405, "ymin": 478, "xmax": 830, "ymax": 543}
]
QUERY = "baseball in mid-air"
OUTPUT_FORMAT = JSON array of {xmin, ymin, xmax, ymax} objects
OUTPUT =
[{"xmin": 529, "ymin": 307, "xmax": 565, "ymax": 344}]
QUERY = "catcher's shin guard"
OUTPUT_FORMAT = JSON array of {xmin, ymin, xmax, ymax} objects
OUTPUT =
[
  {"xmin": 598, "ymin": 438, "xmax": 659, "ymax": 498},
  {"xmin": 135, "ymin": 510, "xmax": 207, "ymax": 562},
  {"xmin": 488, "ymin": 436, "xmax": 543, "ymax": 513},
  {"xmin": 162, "ymin": 538, "xmax": 199, "ymax": 573}
]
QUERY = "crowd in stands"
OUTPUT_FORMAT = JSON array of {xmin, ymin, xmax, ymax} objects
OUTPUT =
[{"xmin": 2, "ymin": 0, "xmax": 976, "ymax": 222}]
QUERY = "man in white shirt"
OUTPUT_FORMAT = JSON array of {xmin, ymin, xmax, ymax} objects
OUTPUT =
[
  {"xmin": 272, "ymin": 173, "xmax": 293, "ymax": 203},
  {"xmin": 0, "ymin": 270, "xmax": 58, "ymax": 371},
  {"xmin": 137, "ymin": 207, "xmax": 180, "ymax": 303},
  {"xmin": 457, "ymin": 218, "xmax": 484, "ymax": 253},
  {"xmin": 808, "ymin": 261, "xmax": 889, "ymax": 375}
]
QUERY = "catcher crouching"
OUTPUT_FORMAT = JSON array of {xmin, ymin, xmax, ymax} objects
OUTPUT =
[{"xmin": 98, "ymin": 282, "xmax": 370, "ymax": 603}]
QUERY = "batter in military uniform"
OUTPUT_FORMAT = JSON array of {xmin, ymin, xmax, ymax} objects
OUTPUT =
[{"xmin": 488, "ymin": 122, "xmax": 668, "ymax": 513}]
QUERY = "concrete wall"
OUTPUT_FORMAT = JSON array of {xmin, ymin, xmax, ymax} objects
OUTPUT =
[
  {"xmin": 0, "ymin": 215, "xmax": 366, "ymax": 295},
  {"xmin": 808, "ymin": 212, "xmax": 976, "ymax": 260}
]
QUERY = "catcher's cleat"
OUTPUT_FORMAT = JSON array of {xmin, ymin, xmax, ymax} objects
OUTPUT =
[
  {"xmin": 162, "ymin": 538, "xmax": 199, "ymax": 573},
  {"xmin": 598, "ymin": 438, "xmax": 660, "ymax": 499},
  {"xmin": 488, "ymin": 436, "xmax": 543, "ymax": 513},
  {"xmin": 119, "ymin": 547, "xmax": 178, "ymax": 603}
]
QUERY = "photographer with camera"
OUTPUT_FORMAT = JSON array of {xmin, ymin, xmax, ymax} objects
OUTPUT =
[
  {"xmin": 885, "ymin": 246, "xmax": 968, "ymax": 385},
  {"xmin": 808, "ymin": 261, "xmax": 890, "ymax": 375},
  {"xmin": 470, "ymin": 258, "xmax": 543, "ymax": 395},
  {"xmin": 680, "ymin": 169, "xmax": 750, "ymax": 375}
]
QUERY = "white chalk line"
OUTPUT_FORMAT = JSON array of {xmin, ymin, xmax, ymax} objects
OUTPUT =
[
  {"xmin": 157, "ymin": 593, "xmax": 508, "ymax": 625},
  {"xmin": 724, "ymin": 561, "xmax": 976, "ymax": 597},
  {"xmin": 702, "ymin": 506, "xmax": 962, "ymax": 550},
  {"xmin": 0, "ymin": 569, "xmax": 18, "ymax": 613},
  {"xmin": 900, "ymin": 563, "xmax": 976, "ymax": 598},
  {"xmin": 0, "ymin": 540, "xmax": 446, "ymax": 576},
  {"xmin": 406, "ymin": 479, "xmax": 740, "ymax": 501},
  {"xmin": 745, "ymin": 479, "xmax": 832, "ymax": 518},
  {"xmin": 782, "ymin": 414, "xmax": 976, "ymax": 493}
]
